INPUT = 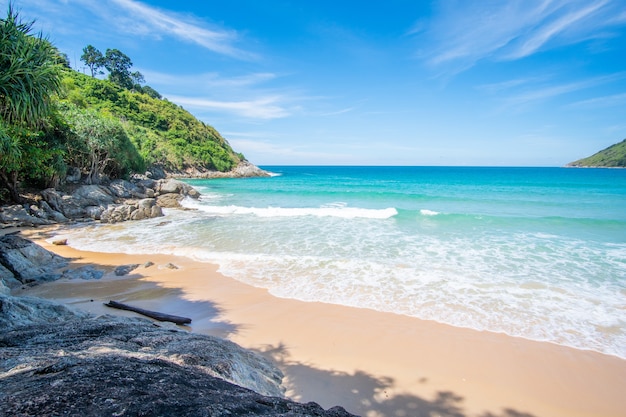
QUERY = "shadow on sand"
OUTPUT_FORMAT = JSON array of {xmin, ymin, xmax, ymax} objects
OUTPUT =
[
  {"xmin": 257, "ymin": 343, "xmax": 538, "ymax": 417},
  {"xmin": 18, "ymin": 228, "xmax": 538, "ymax": 417}
]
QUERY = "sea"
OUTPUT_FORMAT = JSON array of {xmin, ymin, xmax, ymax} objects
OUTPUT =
[{"xmin": 59, "ymin": 166, "xmax": 626, "ymax": 359}]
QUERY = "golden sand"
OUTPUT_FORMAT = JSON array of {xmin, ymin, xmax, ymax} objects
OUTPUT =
[{"xmin": 16, "ymin": 229, "xmax": 626, "ymax": 417}]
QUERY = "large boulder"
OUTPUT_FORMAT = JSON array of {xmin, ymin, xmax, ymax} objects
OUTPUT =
[
  {"xmin": 158, "ymin": 178, "xmax": 200, "ymax": 199},
  {"xmin": 0, "ymin": 234, "xmax": 68, "ymax": 289},
  {"xmin": 109, "ymin": 179, "xmax": 149, "ymax": 199},
  {"xmin": 71, "ymin": 185, "xmax": 115, "ymax": 207},
  {"xmin": 231, "ymin": 160, "xmax": 272, "ymax": 177},
  {"xmin": 0, "ymin": 205, "xmax": 54, "ymax": 227},
  {"xmin": 40, "ymin": 188, "xmax": 86, "ymax": 219},
  {"xmin": 100, "ymin": 199, "xmax": 163, "ymax": 224},
  {"xmin": 0, "ymin": 294, "xmax": 86, "ymax": 331},
  {"xmin": 0, "ymin": 297, "xmax": 356, "ymax": 417},
  {"xmin": 156, "ymin": 192, "xmax": 184, "ymax": 208}
]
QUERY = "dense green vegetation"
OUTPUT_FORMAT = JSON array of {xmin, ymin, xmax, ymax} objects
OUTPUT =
[
  {"xmin": 0, "ymin": 6, "xmax": 243, "ymax": 203},
  {"xmin": 58, "ymin": 70, "xmax": 241, "ymax": 172},
  {"xmin": 568, "ymin": 139, "xmax": 626, "ymax": 168}
]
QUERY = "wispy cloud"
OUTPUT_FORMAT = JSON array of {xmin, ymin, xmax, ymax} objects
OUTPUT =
[
  {"xmin": 14, "ymin": 0, "xmax": 257, "ymax": 59},
  {"xmin": 416, "ymin": 0, "xmax": 623, "ymax": 74},
  {"xmin": 110, "ymin": 0, "xmax": 256, "ymax": 59},
  {"xmin": 477, "ymin": 76, "xmax": 551, "ymax": 93},
  {"xmin": 500, "ymin": 73, "xmax": 626, "ymax": 108},
  {"xmin": 167, "ymin": 95, "xmax": 291, "ymax": 120},
  {"xmin": 504, "ymin": 1, "xmax": 608, "ymax": 60},
  {"xmin": 568, "ymin": 92, "xmax": 626, "ymax": 109},
  {"xmin": 139, "ymin": 70, "xmax": 277, "ymax": 91},
  {"xmin": 228, "ymin": 138, "xmax": 348, "ymax": 163},
  {"xmin": 318, "ymin": 107, "xmax": 355, "ymax": 117}
]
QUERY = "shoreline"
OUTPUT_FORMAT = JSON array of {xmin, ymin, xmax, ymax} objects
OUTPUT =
[{"xmin": 16, "ymin": 227, "xmax": 626, "ymax": 417}]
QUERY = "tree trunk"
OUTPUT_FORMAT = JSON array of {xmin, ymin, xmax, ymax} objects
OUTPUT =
[{"xmin": 0, "ymin": 170, "xmax": 21, "ymax": 203}]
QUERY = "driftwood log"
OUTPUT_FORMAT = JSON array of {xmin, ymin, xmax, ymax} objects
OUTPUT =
[{"xmin": 104, "ymin": 300, "xmax": 192, "ymax": 325}]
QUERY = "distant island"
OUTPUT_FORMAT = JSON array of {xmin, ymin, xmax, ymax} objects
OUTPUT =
[{"xmin": 567, "ymin": 139, "xmax": 626, "ymax": 168}]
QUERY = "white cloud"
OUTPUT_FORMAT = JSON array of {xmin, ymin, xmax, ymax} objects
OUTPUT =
[
  {"xmin": 139, "ymin": 70, "xmax": 276, "ymax": 90},
  {"xmin": 166, "ymin": 95, "xmax": 291, "ymax": 119},
  {"xmin": 74, "ymin": 0, "xmax": 257, "ymax": 60},
  {"xmin": 501, "ymin": 73, "xmax": 626, "ymax": 108},
  {"xmin": 568, "ymin": 92, "xmax": 626, "ymax": 109},
  {"xmin": 417, "ymin": 0, "xmax": 622, "ymax": 74},
  {"xmin": 228, "ymin": 138, "xmax": 351, "ymax": 164},
  {"xmin": 506, "ymin": 1, "xmax": 608, "ymax": 59}
]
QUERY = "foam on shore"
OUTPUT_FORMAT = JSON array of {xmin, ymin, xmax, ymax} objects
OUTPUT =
[{"xmin": 18, "ymin": 230, "xmax": 626, "ymax": 417}]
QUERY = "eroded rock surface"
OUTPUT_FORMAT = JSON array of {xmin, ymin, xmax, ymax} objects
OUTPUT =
[
  {"xmin": 0, "ymin": 296, "xmax": 356, "ymax": 417},
  {"xmin": 0, "ymin": 237, "xmax": 357, "ymax": 416}
]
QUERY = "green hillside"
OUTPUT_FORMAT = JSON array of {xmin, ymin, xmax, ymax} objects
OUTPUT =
[
  {"xmin": 0, "ymin": 6, "xmax": 248, "ymax": 203},
  {"xmin": 59, "ymin": 70, "xmax": 243, "ymax": 173},
  {"xmin": 567, "ymin": 139, "xmax": 626, "ymax": 168}
]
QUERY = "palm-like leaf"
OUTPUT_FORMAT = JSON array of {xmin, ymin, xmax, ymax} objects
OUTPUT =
[{"xmin": 0, "ymin": 4, "xmax": 61, "ymax": 127}]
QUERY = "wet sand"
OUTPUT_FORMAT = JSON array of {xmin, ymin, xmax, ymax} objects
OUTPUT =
[{"xmin": 16, "ymin": 229, "xmax": 626, "ymax": 417}]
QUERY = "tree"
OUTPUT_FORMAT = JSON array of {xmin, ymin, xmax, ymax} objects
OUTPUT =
[
  {"xmin": 0, "ymin": 123, "xmax": 22, "ymax": 201},
  {"xmin": 0, "ymin": 4, "xmax": 62, "ymax": 127},
  {"xmin": 62, "ymin": 104, "xmax": 143, "ymax": 184},
  {"xmin": 104, "ymin": 48, "xmax": 133, "ymax": 89},
  {"xmin": 0, "ymin": 4, "xmax": 62, "ymax": 201},
  {"xmin": 141, "ymin": 85, "xmax": 162, "ymax": 100},
  {"xmin": 80, "ymin": 44, "xmax": 103, "ymax": 77}
]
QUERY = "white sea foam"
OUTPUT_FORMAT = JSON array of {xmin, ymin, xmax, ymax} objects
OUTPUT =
[
  {"xmin": 183, "ymin": 201, "xmax": 398, "ymax": 219},
  {"xmin": 57, "ymin": 168, "xmax": 626, "ymax": 361},
  {"xmin": 59, "ymin": 218, "xmax": 626, "ymax": 360}
]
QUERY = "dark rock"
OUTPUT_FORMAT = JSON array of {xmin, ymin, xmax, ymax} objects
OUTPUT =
[
  {"xmin": 0, "ymin": 234, "xmax": 68, "ymax": 289},
  {"xmin": 0, "ymin": 265, "xmax": 13, "ymax": 294},
  {"xmin": 0, "ymin": 294, "xmax": 87, "ymax": 331},
  {"xmin": 62, "ymin": 265, "xmax": 104, "ymax": 280},
  {"xmin": 109, "ymin": 179, "xmax": 148, "ymax": 199},
  {"xmin": 65, "ymin": 166, "xmax": 81, "ymax": 183},
  {"xmin": 83, "ymin": 205, "xmax": 105, "ymax": 220},
  {"xmin": 39, "ymin": 200, "xmax": 68, "ymax": 223},
  {"xmin": 51, "ymin": 238, "xmax": 67, "ymax": 246},
  {"xmin": 0, "ymin": 238, "xmax": 356, "ymax": 417},
  {"xmin": 145, "ymin": 164, "xmax": 167, "ymax": 180},
  {"xmin": 114, "ymin": 264, "xmax": 139, "ymax": 276},
  {"xmin": 158, "ymin": 178, "xmax": 200, "ymax": 199},
  {"xmin": 164, "ymin": 262, "xmax": 179, "ymax": 270},
  {"xmin": 0, "ymin": 205, "xmax": 53, "ymax": 226},
  {"xmin": 0, "ymin": 296, "xmax": 357, "ymax": 417},
  {"xmin": 71, "ymin": 185, "xmax": 115, "ymax": 207}
]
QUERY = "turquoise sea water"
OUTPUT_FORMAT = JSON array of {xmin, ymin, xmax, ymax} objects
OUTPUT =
[{"xmin": 62, "ymin": 166, "xmax": 626, "ymax": 358}]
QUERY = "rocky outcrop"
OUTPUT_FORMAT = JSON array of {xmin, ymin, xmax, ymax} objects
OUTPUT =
[
  {"xmin": 0, "ymin": 205, "xmax": 56, "ymax": 227},
  {"xmin": 0, "ymin": 234, "xmax": 106, "ymax": 292},
  {"xmin": 164, "ymin": 160, "xmax": 271, "ymax": 179},
  {"xmin": 0, "ymin": 237, "xmax": 356, "ymax": 417},
  {"xmin": 0, "ymin": 296, "xmax": 355, "ymax": 416},
  {"xmin": 0, "ymin": 177, "xmax": 206, "ymax": 227},
  {"xmin": 0, "ymin": 234, "xmax": 69, "ymax": 290}
]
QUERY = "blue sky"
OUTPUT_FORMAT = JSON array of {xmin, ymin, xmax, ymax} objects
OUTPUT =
[{"xmin": 8, "ymin": 0, "xmax": 626, "ymax": 166}]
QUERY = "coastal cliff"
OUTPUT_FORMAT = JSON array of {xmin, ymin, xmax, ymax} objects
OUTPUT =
[{"xmin": 0, "ymin": 234, "xmax": 355, "ymax": 417}]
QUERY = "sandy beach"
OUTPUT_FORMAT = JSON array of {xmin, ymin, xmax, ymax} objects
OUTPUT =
[{"xmin": 15, "ymin": 228, "xmax": 626, "ymax": 417}]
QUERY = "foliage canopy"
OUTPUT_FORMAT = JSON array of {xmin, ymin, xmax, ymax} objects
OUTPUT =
[{"xmin": 0, "ymin": 5, "xmax": 243, "ymax": 202}]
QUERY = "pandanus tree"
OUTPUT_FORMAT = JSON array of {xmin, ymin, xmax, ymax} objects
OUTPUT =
[{"xmin": 0, "ymin": 4, "xmax": 62, "ymax": 201}]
